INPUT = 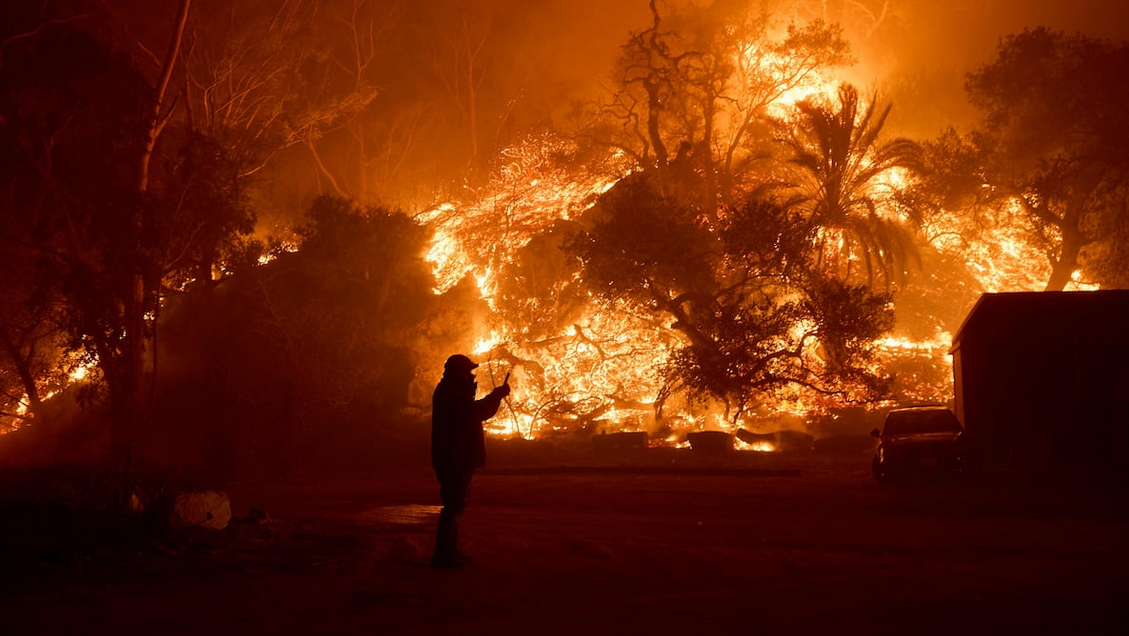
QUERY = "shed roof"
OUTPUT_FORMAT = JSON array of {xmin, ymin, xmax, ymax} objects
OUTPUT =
[{"xmin": 950, "ymin": 290, "xmax": 1129, "ymax": 352}]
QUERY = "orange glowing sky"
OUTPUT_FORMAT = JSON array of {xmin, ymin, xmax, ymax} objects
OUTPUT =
[{"xmin": 541, "ymin": 0, "xmax": 1129, "ymax": 137}]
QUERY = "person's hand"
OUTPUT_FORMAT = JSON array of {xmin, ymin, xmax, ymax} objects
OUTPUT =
[{"xmin": 495, "ymin": 382, "xmax": 511, "ymax": 398}]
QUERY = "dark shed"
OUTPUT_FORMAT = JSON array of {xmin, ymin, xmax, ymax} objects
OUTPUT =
[{"xmin": 950, "ymin": 291, "xmax": 1129, "ymax": 476}]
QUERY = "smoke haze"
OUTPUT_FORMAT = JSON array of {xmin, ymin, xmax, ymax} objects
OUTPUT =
[
  {"xmin": 849, "ymin": 0, "xmax": 1129, "ymax": 135},
  {"xmin": 490, "ymin": 0, "xmax": 1129, "ymax": 136}
]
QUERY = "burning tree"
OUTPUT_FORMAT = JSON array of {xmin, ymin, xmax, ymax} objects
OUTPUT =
[
  {"xmin": 778, "ymin": 84, "xmax": 923, "ymax": 287},
  {"xmin": 417, "ymin": 133, "xmax": 647, "ymax": 437},
  {"xmin": 583, "ymin": 0, "xmax": 851, "ymax": 214},
  {"xmin": 0, "ymin": 253, "xmax": 72, "ymax": 428},
  {"xmin": 572, "ymin": 176, "xmax": 894, "ymax": 424}
]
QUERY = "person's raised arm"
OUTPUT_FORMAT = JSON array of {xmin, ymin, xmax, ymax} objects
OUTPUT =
[{"xmin": 473, "ymin": 371, "xmax": 511, "ymax": 420}]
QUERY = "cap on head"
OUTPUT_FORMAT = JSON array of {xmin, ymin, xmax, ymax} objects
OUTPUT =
[{"xmin": 444, "ymin": 354, "xmax": 479, "ymax": 373}]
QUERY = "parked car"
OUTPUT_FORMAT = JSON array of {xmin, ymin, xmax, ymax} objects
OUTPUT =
[{"xmin": 870, "ymin": 406, "xmax": 977, "ymax": 483}]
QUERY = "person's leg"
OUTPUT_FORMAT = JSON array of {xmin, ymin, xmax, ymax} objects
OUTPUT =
[
  {"xmin": 451, "ymin": 471, "xmax": 473, "ymax": 560},
  {"xmin": 432, "ymin": 469, "xmax": 471, "ymax": 567}
]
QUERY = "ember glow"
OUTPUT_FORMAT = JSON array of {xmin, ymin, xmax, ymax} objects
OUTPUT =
[
  {"xmin": 740, "ymin": 439, "xmax": 777, "ymax": 452},
  {"xmin": 421, "ymin": 137, "xmax": 675, "ymax": 440},
  {"xmin": 757, "ymin": 49, "xmax": 840, "ymax": 118},
  {"xmin": 4, "ymin": 357, "xmax": 94, "ymax": 432},
  {"xmin": 418, "ymin": 134, "xmax": 627, "ymax": 296},
  {"xmin": 924, "ymin": 197, "xmax": 1049, "ymax": 293}
]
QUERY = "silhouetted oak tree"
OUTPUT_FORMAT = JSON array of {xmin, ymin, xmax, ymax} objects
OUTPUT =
[{"xmin": 965, "ymin": 28, "xmax": 1129, "ymax": 290}]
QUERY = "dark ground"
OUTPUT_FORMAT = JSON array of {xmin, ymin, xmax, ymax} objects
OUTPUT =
[{"xmin": 1, "ymin": 444, "xmax": 1126, "ymax": 635}]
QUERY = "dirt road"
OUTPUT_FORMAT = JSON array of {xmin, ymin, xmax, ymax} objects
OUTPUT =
[{"xmin": 3, "ymin": 452, "xmax": 1126, "ymax": 635}]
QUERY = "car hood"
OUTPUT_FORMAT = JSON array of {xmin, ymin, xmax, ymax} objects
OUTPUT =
[{"xmin": 884, "ymin": 431, "xmax": 962, "ymax": 445}]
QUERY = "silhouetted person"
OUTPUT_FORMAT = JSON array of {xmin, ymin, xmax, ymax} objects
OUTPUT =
[{"xmin": 430, "ymin": 354, "xmax": 510, "ymax": 568}]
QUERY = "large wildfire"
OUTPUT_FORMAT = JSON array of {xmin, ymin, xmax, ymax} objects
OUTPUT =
[
  {"xmin": 0, "ymin": 0, "xmax": 1120, "ymax": 456},
  {"xmin": 407, "ymin": 8, "xmax": 1107, "ymax": 447},
  {"xmin": 416, "ymin": 113, "xmax": 1039, "ymax": 446}
]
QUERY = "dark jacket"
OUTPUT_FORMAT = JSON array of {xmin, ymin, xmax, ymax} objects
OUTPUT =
[{"xmin": 431, "ymin": 374, "xmax": 506, "ymax": 473}]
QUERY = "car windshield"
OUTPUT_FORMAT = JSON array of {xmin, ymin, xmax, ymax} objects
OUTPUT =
[{"xmin": 884, "ymin": 410, "xmax": 961, "ymax": 436}]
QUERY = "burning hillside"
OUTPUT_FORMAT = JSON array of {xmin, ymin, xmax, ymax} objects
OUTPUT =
[
  {"xmin": 420, "ymin": 87, "xmax": 914, "ymax": 443},
  {"xmin": 2, "ymin": 0, "xmax": 1125, "ymax": 468},
  {"xmin": 410, "ymin": 4, "xmax": 1118, "ymax": 446}
]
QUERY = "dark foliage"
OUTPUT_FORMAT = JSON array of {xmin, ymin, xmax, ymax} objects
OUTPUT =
[
  {"xmin": 571, "ymin": 176, "xmax": 717, "ymax": 305},
  {"xmin": 0, "ymin": 7, "xmax": 157, "ymax": 440},
  {"xmin": 157, "ymin": 133, "xmax": 256, "ymax": 294},
  {"xmin": 149, "ymin": 197, "xmax": 438, "ymax": 477}
]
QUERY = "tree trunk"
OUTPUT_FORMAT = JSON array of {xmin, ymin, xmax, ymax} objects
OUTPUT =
[
  {"xmin": 0, "ymin": 326, "xmax": 43, "ymax": 422},
  {"xmin": 1042, "ymin": 174, "xmax": 1098, "ymax": 292},
  {"xmin": 645, "ymin": 78, "xmax": 668, "ymax": 169},
  {"xmin": 1045, "ymin": 234, "xmax": 1083, "ymax": 291},
  {"xmin": 117, "ymin": 0, "xmax": 192, "ymax": 503},
  {"xmin": 139, "ymin": 0, "xmax": 192, "ymax": 192},
  {"xmin": 700, "ymin": 98, "xmax": 718, "ymax": 221}
]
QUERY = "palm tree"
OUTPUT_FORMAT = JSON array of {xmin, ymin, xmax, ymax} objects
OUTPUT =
[{"xmin": 783, "ymin": 84, "xmax": 923, "ymax": 286}]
